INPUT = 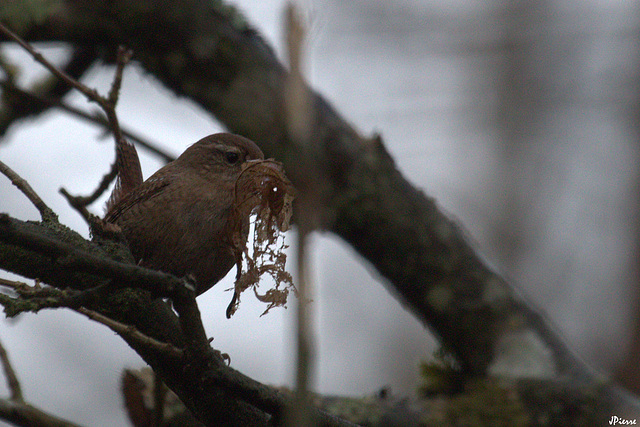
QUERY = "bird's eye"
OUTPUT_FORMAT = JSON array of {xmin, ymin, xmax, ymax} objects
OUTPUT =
[{"xmin": 225, "ymin": 151, "xmax": 240, "ymax": 164}]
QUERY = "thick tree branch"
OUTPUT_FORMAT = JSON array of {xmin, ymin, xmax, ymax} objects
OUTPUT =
[{"xmin": 0, "ymin": 214, "xmax": 357, "ymax": 426}]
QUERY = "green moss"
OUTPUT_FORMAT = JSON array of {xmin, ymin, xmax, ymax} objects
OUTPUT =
[
  {"xmin": 98, "ymin": 287, "xmax": 151, "ymax": 319},
  {"xmin": 419, "ymin": 349, "xmax": 534, "ymax": 425},
  {"xmin": 321, "ymin": 395, "xmax": 388, "ymax": 426},
  {"xmin": 419, "ymin": 347, "xmax": 463, "ymax": 396},
  {"xmin": 516, "ymin": 379, "xmax": 605, "ymax": 425},
  {"xmin": 421, "ymin": 379, "xmax": 529, "ymax": 426},
  {"xmin": 0, "ymin": 294, "xmax": 38, "ymax": 317}
]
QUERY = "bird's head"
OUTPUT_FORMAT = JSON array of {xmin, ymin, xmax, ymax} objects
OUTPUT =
[{"xmin": 176, "ymin": 133, "xmax": 265, "ymax": 181}]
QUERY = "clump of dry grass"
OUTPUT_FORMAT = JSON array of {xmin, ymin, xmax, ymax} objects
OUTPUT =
[{"xmin": 227, "ymin": 159, "xmax": 296, "ymax": 317}]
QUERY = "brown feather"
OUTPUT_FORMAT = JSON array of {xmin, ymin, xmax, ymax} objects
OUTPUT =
[{"xmin": 106, "ymin": 136, "xmax": 144, "ymax": 212}]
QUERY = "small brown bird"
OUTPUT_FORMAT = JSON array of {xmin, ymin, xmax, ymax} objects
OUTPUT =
[{"xmin": 104, "ymin": 133, "xmax": 264, "ymax": 295}]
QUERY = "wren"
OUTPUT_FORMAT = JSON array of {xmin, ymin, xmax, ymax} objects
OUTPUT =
[{"xmin": 104, "ymin": 133, "xmax": 264, "ymax": 295}]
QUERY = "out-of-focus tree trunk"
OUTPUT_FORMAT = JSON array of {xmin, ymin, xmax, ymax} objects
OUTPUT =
[{"xmin": 492, "ymin": 0, "xmax": 551, "ymax": 276}]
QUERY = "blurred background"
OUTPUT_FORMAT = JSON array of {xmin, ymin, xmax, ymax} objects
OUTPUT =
[{"xmin": 1, "ymin": 0, "xmax": 639, "ymax": 425}]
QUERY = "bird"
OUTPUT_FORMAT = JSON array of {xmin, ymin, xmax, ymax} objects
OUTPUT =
[{"xmin": 104, "ymin": 133, "xmax": 264, "ymax": 296}]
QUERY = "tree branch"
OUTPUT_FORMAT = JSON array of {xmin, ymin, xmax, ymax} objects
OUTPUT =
[
  {"xmin": 77, "ymin": 307, "xmax": 184, "ymax": 360},
  {"xmin": 0, "ymin": 335, "xmax": 84, "ymax": 427},
  {"xmin": 0, "ymin": 214, "xmax": 358, "ymax": 426},
  {"xmin": 0, "ymin": 79, "xmax": 175, "ymax": 162},
  {"xmin": 0, "ymin": 45, "xmax": 98, "ymax": 138},
  {"xmin": 0, "ymin": 160, "xmax": 57, "ymax": 223},
  {"xmin": 0, "ymin": 278, "xmax": 182, "ymax": 359},
  {"xmin": 0, "ymin": 398, "xmax": 84, "ymax": 427},
  {"xmin": 0, "ymin": 337, "xmax": 22, "ymax": 402}
]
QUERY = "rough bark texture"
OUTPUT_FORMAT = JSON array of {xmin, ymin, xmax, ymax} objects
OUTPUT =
[{"xmin": 1, "ymin": 0, "xmax": 639, "ymax": 424}]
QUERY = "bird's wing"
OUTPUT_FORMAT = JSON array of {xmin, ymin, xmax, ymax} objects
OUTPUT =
[{"xmin": 104, "ymin": 175, "xmax": 170, "ymax": 223}]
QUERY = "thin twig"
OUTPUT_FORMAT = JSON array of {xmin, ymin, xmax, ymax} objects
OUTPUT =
[
  {"xmin": 0, "ymin": 277, "xmax": 183, "ymax": 359},
  {"xmin": 62, "ymin": 49, "xmax": 134, "ymax": 211},
  {"xmin": 0, "ymin": 338, "xmax": 23, "ymax": 402},
  {"xmin": 0, "ymin": 278, "xmax": 94, "ymax": 316},
  {"xmin": 284, "ymin": 4, "xmax": 316, "ymax": 426},
  {"xmin": 76, "ymin": 307, "xmax": 183, "ymax": 359},
  {"xmin": 102, "ymin": 47, "xmax": 142, "ymax": 210},
  {"xmin": 0, "ymin": 23, "xmax": 102, "ymax": 109},
  {"xmin": 0, "ymin": 278, "xmax": 26, "ymax": 290},
  {"xmin": 58, "ymin": 189, "xmax": 94, "ymax": 223},
  {"xmin": 0, "ymin": 80, "xmax": 175, "ymax": 162},
  {"xmin": 0, "ymin": 160, "xmax": 58, "ymax": 223},
  {"xmin": 0, "ymin": 46, "xmax": 98, "ymax": 138},
  {"xmin": 59, "ymin": 159, "xmax": 118, "ymax": 218},
  {"xmin": 153, "ymin": 371, "xmax": 167, "ymax": 426},
  {"xmin": 0, "ymin": 23, "xmax": 144, "ymax": 218},
  {"xmin": 0, "ymin": 397, "xmax": 84, "ymax": 427},
  {"xmin": 108, "ymin": 47, "xmax": 133, "ymax": 105}
]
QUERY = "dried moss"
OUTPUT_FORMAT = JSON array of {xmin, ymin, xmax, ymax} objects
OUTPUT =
[
  {"xmin": 421, "ymin": 379, "xmax": 529, "ymax": 426},
  {"xmin": 226, "ymin": 159, "xmax": 296, "ymax": 316}
]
